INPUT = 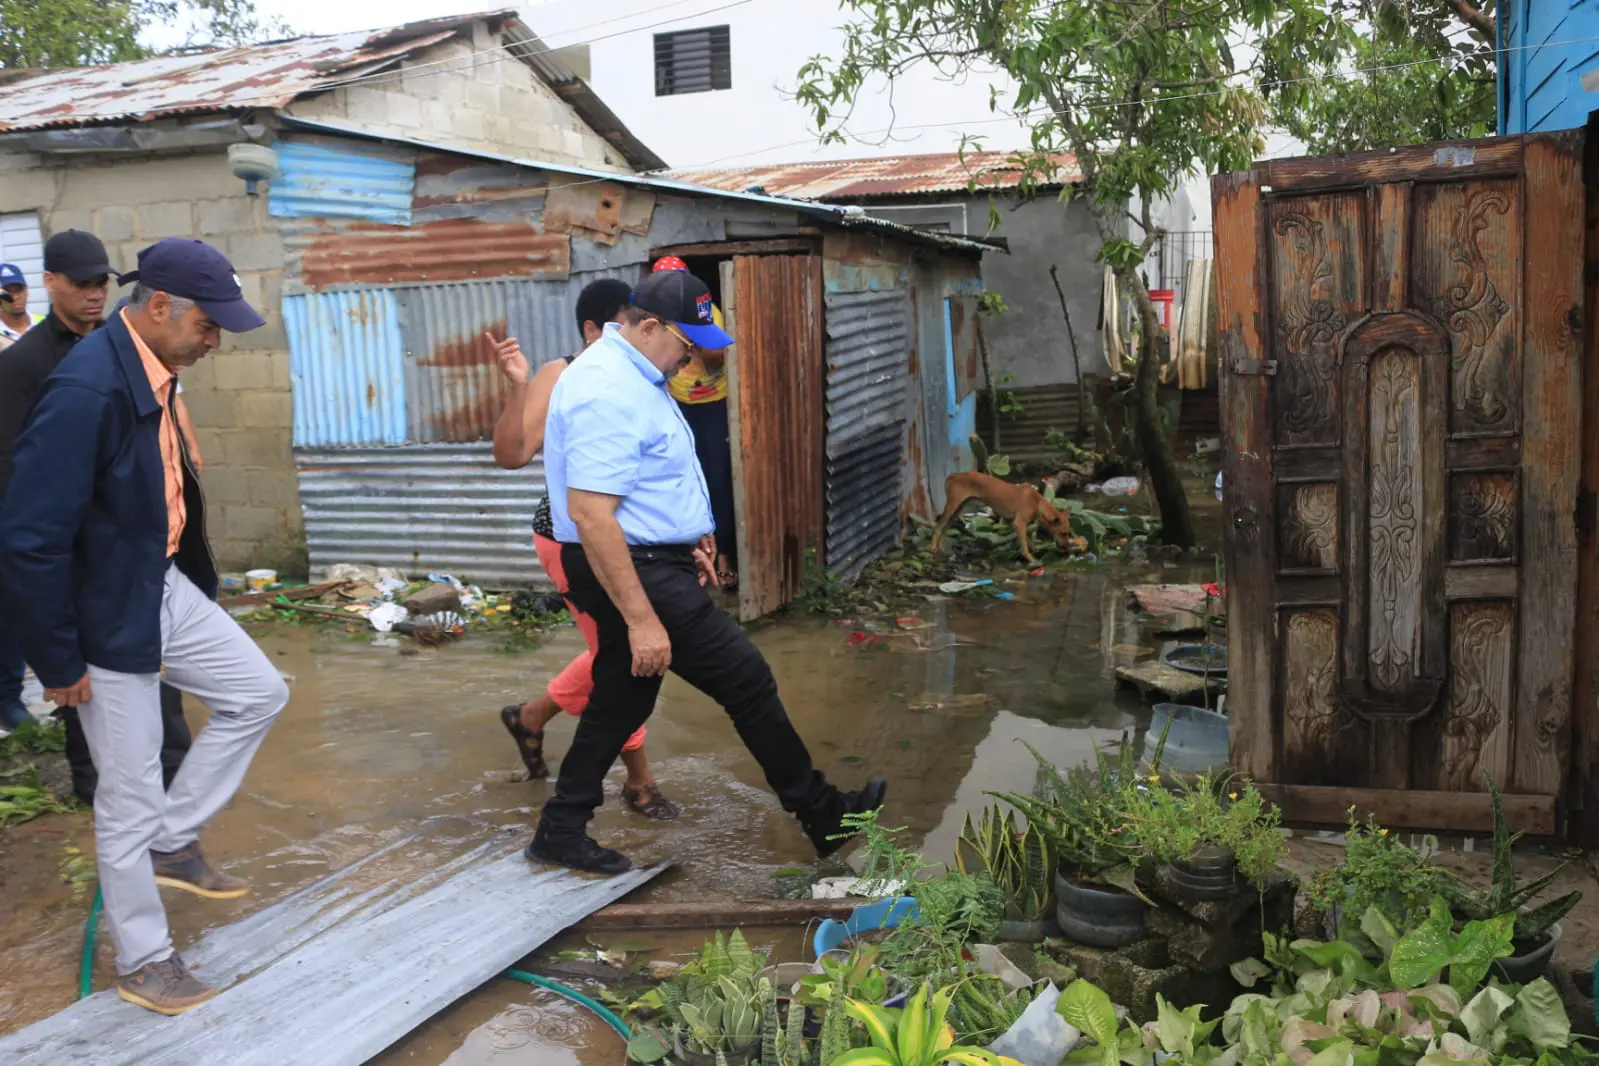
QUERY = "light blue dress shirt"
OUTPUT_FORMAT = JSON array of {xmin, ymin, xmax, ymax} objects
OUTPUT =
[{"xmin": 546, "ymin": 323, "xmax": 716, "ymax": 546}]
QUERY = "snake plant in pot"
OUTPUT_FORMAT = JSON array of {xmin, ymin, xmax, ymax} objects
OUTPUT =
[
  {"xmin": 1436, "ymin": 774, "xmax": 1581, "ymax": 982},
  {"xmin": 831, "ymin": 984, "xmax": 1024, "ymax": 1066},
  {"xmin": 990, "ymin": 734, "xmax": 1152, "ymax": 948},
  {"xmin": 660, "ymin": 930, "xmax": 770, "ymax": 1065},
  {"xmin": 954, "ymin": 804, "xmax": 1055, "ymax": 940}
]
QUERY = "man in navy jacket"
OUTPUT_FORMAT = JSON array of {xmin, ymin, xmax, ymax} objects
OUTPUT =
[{"xmin": 0, "ymin": 238, "xmax": 289, "ymax": 1016}]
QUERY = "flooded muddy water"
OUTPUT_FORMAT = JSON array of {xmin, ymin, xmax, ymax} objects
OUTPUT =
[{"xmin": 0, "ymin": 544, "xmax": 1217, "ymax": 1062}]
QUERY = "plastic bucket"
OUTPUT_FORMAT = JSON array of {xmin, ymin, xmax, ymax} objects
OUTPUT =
[
  {"xmin": 811, "ymin": 897, "xmax": 919, "ymax": 959},
  {"xmin": 1146, "ymin": 702, "xmax": 1228, "ymax": 775}
]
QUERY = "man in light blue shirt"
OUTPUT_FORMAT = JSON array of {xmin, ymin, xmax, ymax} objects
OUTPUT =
[{"xmin": 527, "ymin": 270, "xmax": 886, "ymax": 875}]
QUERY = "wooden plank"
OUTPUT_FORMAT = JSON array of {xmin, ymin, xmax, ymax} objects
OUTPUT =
[
  {"xmin": 1274, "ymin": 574, "xmax": 1342, "ymax": 604},
  {"xmin": 217, "ymin": 580, "xmax": 352, "ymax": 611},
  {"xmin": 1444, "ymin": 565, "xmax": 1518, "ymax": 600},
  {"xmin": 575, "ymin": 899, "xmax": 859, "ymax": 932},
  {"xmin": 1571, "ymin": 117, "xmax": 1599, "ymax": 847},
  {"xmin": 1264, "ymin": 139, "xmax": 1523, "ymax": 194},
  {"xmin": 1371, "ymin": 182, "xmax": 1412, "ymax": 312},
  {"xmin": 1260, "ymin": 784, "xmax": 1556, "ymax": 834},
  {"xmin": 0, "ymin": 851, "xmax": 665, "ymax": 1065},
  {"xmin": 653, "ymin": 239, "xmax": 820, "ymax": 258},
  {"xmin": 1275, "ymin": 448, "xmax": 1342, "ymax": 480},
  {"xmin": 1446, "ymin": 437, "xmax": 1521, "ymax": 471},
  {"xmin": 1212, "ymin": 169, "xmax": 1276, "ymax": 782},
  {"xmin": 1512, "ymin": 131, "xmax": 1585, "ymax": 796}
]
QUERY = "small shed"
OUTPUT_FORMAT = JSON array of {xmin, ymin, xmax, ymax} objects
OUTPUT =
[
  {"xmin": 272, "ymin": 120, "xmax": 994, "ymax": 617},
  {"xmin": 1498, "ymin": 0, "xmax": 1599, "ymax": 134}
]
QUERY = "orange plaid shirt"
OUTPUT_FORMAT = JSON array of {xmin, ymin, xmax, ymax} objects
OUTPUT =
[{"xmin": 122, "ymin": 310, "xmax": 187, "ymax": 557}]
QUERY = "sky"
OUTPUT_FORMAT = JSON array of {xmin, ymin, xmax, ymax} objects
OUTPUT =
[{"xmin": 161, "ymin": 0, "xmax": 650, "ymax": 46}]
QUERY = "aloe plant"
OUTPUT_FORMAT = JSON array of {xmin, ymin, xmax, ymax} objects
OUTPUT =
[
  {"xmin": 954, "ymin": 804, "xmax": 1054, "ymax": 922},
  {"xmin": 1437, "ymin": 774, "xmax": 1581, "ymax": 945},
  {"xmin": 661, "ymin": 930, "xmax": 770, "ymax": 1054}
]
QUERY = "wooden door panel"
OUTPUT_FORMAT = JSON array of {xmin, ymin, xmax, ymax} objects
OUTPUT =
[{"xmin": 1217, "ymin": 131, "xmax": 1585, "ymax": 832}]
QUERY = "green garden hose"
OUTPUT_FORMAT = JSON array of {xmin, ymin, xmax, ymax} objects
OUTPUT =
[
  {"xmin": 78, "ymin": 886, "xmax": 102, "ymax": 1000},
  {"xmin": 78, "ymin": 889, "xmax": 629, "ymax": 1047},
  {"xmin": 503, "ymin": 968, "xmax": 631, "ymax": 1040}
]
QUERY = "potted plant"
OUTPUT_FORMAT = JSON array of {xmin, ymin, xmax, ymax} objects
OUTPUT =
[
  {"xmin": 1437, "ymin": 774, "xmax": 1581, "ymax": 983},
  {"xmin": 1306, "ymin": 811, "xmax": 1445, "ymax": 949},
  {"xmin": 660, "ymin": 930, "xmax": 769, "ymax": 1065},
  {"xmin": 991, "ymin": 734, "xmax": 1152, "ymax": 948},
  {"xmin": 954, "ymin": 804, "xmax": 1056, "ymax": 941},
  {"xmin": 1125, "ymin": 773, "xmax": 1284, "ymax": 901},
  {"xmin": 832, "ymin": 984, "xmax": 1024, "ymax": 1066}
]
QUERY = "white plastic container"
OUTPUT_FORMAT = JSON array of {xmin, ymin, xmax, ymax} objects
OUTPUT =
[{"xmin": 245, "ymin": 568, "xmax": 277, "ymax": 592}]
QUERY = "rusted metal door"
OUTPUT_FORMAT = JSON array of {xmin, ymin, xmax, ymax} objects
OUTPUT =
[
  {"xmin": 726, "ymin": 254, "xmax": 826, "ymax": 621},
  {"xmin": 1214, "ymin": 134, "xmax": 1584, "ymax": 834}
]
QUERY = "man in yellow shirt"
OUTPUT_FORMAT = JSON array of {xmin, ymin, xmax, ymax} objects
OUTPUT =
[{"xmin": 654, "ymin": 256, "xmax": 737, "ymax": 588}]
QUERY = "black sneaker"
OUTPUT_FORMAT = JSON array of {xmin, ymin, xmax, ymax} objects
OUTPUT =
[
  {"xmin": 525, "ymin": 830, "xmax": 633, "ymax": 875},
  {"xmin": 803, "ymin": 777, "xmax": 888, "ymax": 858}
]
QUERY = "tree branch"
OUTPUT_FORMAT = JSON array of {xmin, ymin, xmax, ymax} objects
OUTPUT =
[{"xmin": 1447, "ymin": 0, "xmax": 1495, "ymax": 46}]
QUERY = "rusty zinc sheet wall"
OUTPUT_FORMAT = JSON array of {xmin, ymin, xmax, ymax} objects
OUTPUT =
[
  {"xmin": 823, "ymin": 288, "xmax": 910, "ymax": 579},
  {"xmin": 285, "ymin": 288, "xmax": 408, "ymax": 446},
  {"xmin": 296, "ymin": 443, "xmax": 546, "ymax": 587}
]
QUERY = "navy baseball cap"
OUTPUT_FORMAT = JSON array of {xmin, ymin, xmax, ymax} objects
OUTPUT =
[
  {"xmin": 630, "ymin": 270, "xmax": 733, "ymax": 349},
  {"xmin": 0, "ymin": 263, "xmax": 24, "ymax": 287},
  {"xmin": 121, "ymin": 238, "xmax": 264, "ymax": 333},
  {"xmin": 44, "ymin": 230, "xmax": 113, "ymax": 283}
]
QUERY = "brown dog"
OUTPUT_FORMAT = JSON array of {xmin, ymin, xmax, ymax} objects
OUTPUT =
[{"xmin": 930, "ymin": 471, "xmax": 1075, "ymax": 565}]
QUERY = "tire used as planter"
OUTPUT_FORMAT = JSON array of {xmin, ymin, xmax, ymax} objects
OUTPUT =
[
  {"xmin": 1168, "ymin": 845, "xmax": 1239, "ymax": 902},
  {"xmin": 1495, "ymin": 923, "xmax": 1563, "ymax": 984},
  {"xmin": 1055, "ymin": 867, "xmax": 1147, "ymax": 948},
  {"xmin": 674, "ymin": 1034, "xmax": 758, "ymax": 1066}
]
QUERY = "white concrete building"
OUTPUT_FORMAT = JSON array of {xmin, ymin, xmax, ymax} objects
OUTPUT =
[{"xmin": 524, "ymin": 0, "xmax": 1034, "ymax": 170}]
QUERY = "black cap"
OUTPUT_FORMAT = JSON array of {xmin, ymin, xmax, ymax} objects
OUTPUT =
[
  {"xmin": 630, "ymin": 270, "xmax": 733, "ymax": 348},
  {"xmin": 44, "ymin": 230, "xmax": 114, "ymax": 284},
  {"xmin": 121, "ymin": 238, "xmax": 264, "ymax": 333}
]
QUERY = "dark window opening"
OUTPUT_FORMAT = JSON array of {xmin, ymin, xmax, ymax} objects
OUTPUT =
[{"xmin": 655, "ymin": 26, "xmax": 731, "ymax": 96}]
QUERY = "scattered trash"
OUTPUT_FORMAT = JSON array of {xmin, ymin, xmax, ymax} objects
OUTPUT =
[
  {"xmin": 1194, "ymin": 437, "xmax": 1221, "ymax": 455},
  {"xmin": 368, "ymin": 603, "xmax": 408, "ymax": 633},
  {"xmin": 402, "ymin": 583, "xmax": 462, "ymax": 616},
  {"xmin": 985, "ymin": 982, "xmax": 1079, "ymax": 1066},
  {"xmin": 1215, "ymin": 469, "xmax": 1224, "ymax": 501},
  {"xmin": 995, "ymin": 591, "xmax": 1016, "ymax": 600},
  {"xmin": 220, "ymin": 573, "xmax": 246, "ymax": 593},
  {"xmin": 895, "ymin": 616, "xmax": 932, "ymax": 629},
  {"xmin": 811, "ymin": 875, "xmax": 910, "ymax": 900},
  {"xmin": 1099, "ymin": 476, "xmax": 1140, "ymax": 496},
  {"xmin": 938, "ymin": 578, "xmax": 994, "ymax": 594},
  {"xmin": 245, "ymin": 568, "xmax": 277, "ymax": 592},
  {"xmin": 845, "ymin": 631, "xmax": 879, "ymax": 648},
  {"xmin": 1029, "ymin": 568, "xmax": 1045, "ymax": 577}
]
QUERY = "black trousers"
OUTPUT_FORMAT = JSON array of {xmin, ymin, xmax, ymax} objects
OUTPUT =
[
  {"xmin": 60, "ymin": 683, "xmax": 192, "ymax": 803},
  {"xmin": 678, "ymin": 399, "xmax": 737, "ymax": 566},
  {"xmin": 538, "ymin": 543, "xmax": 833, "ymax": 839}
]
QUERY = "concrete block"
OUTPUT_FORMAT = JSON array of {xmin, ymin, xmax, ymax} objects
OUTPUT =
[
  {"xmin": 203, "ymin": 466, "xmax": 252, "ymax": 506},
  {"xmin": 465, "ymin": 80, "xmax": 501, "ymax": 112},
  {"xmin": 62, "ymin": 154, "xmax": 236, "ymax": 216},
  {"xmin": 223, "ymin": 428, "xmax": 292, "ymax": 469},
  {"xmin": 183, "ymin": 388, "xmax": 237, "ymax": 429},
  {"xmin": 422, "ymin": 100, "xmax": 455, "ymax": 134},
  {"xmin": 213, "ymin": 350, "xmax": 274, "ymax": 391},
  {"xmin": 224, "ymin": 232, "xmax": 282, "ymax": 273},
  {"xmin": 0, "ymin": 165, "xmax": 58, "ymax": 213},
  {"xmin": 196, "ymin": 197, "xmax": 256, "ymax": 237},
  {"xmin": 339, "ymin": 87, "xmax": 389, "ymax": 126},
  {"xmin": 239, "ymin": 390, "xmax": 293, "ymax": 430},
  {"xmin": 46, "ymin": 209, "xmax": 94, "ymax": 236},
  {"xmin": 246, "ymin": 469, "xmax": 302, "ymax": 512},
  {"xmin": 452, "ymin": 109, "xmax": 487, "ymax": 143},
  {"xmin": 264, "ymin": 350, "xmax": 293, "ymax": 390},
  {"xmin": 138, "ymin": 200, "xmax": 196, "ymax": 239},
  {"xmin": 97, "ymin": 205, "xmax": 136, "ymax": 243},
  {"xmin": 385, "ymin": 92, "xmax": 425, "ymax": 130},
  {"xmin": 178, "ymin": 358, "xmax": 216, "ymax": 391},
  {"xmin": 224, "ymin": 505, "xmax": 283, "ymax": 543},
  {"xmin": 434, "ymin": 73, "xmax": 470, "ymax": 109},
  {"xmin": 560, "ymin": 129, "xmax": 586, "ymax": 163}
]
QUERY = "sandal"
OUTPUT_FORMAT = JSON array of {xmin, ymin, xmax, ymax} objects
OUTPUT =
[
  {"xmin": 717, "ymin": 570, "xmax": 739, "ymax": 591},
  {"xmin": 622, "ymin": 782, "xmax": 682, "ymax": 821},
  {"xmin": 498, "ymin": 705, "xmax": 549, "ymax": 779}
]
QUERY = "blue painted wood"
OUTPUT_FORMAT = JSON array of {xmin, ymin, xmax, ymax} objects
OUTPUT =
[
  {"xmin": 1500, "ymin": 0, "xmax": 1599, "ymax": 134},
  {"xmin": 0, "ymin": 840, "xmax": 665, "ymax": 1065}
]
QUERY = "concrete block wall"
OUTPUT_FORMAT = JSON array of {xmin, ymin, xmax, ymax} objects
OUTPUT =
[
  {"xmin": 0, "ymin": 149, "xmax": 305, "ymax": 575},
  {"xmin": 288, "ymin": 27, "xmax": 631, "ymax": 171}
]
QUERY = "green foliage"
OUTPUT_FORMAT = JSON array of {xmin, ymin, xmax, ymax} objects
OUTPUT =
[
  {"xmin": 1057, "ymin": 979, "xmax": 1120, "ymax": 1066},
  {"xmin": 983, "ymin": 453, "xmax": 1011, "ymax": 477},
  {"xmin": 0, "ymin": 767, "xmax": 75, "ymax": 827},
  {"xmin": 1123, "ymin": 773, "xmax": 1285, "ymax": 888},
  {"xmin": 948, "ymin": 974, "xmax": 1032, "ymax": 1047},
  {"xmin": 1307, "ymin": 810, "xmax": 1445, "ymax": 944},
  {"xmin": 1387, "ymin": 899, "xmax": 1514, "ymax": 995},
  {"xmin": 796, "ymin": 549, "xmax": 852, "ymax": 615},
  {"xmin": 1273, "ymin": 1, "xmax": 1497, "ymax": 155},
  {"xmin": 0, "ymin": 0, "xmax": 287, "ymax": 69},
  {"xmin": 954, "ymin": 804, "xmax": 1054, "ymax": 921},
  {"xmin": 1435, "ymin": 773, "xmax": 1582, "ymax": 944},
  {"xmin": 834, "ymin": 984, "xmax": 1022, "ymax": 1066},
  {"xmin": 0, "ymin": 716, "xmax": 66, "ymax": 757},
  {"xmin": 797, "ymin": 943, "xmax": 892, "ymax": 1009},
  {"xmin": 975, "ymin": 290, "xmax": 1007, "ymax": 317},
  {"xmin": 660, "ymin": 931, "xmax": 770, "ymax": 1053}
]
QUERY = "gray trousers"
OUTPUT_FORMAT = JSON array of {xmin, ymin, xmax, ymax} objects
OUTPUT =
[{"xmin": 78, "ymin": 566, "xmax": 288, "ymax": 974}]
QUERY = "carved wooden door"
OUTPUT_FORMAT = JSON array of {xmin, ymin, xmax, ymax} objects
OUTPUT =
[{"xmin": 1214, "ymin": 134, "xmax": 1584, "ymax": 834}]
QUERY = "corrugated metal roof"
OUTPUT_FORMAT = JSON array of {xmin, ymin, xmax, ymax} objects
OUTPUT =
[
  {"xmin": 668, "ymin": 152, "xmax": 1082, "ymax": 201},
  {"xmin": 0, "ymin": 11, "xmax": 666, "ymax": 171},
  {"xmin": 297, "ymin": 443, "xmax": 547, "ymax": 587},
  {"xmin": 278, "ymin": 116, "xmax": 1004, "ymax": 256},
  {"xmin": 269, "ymin": 140, "xmax": 417, "ymax": 225}
]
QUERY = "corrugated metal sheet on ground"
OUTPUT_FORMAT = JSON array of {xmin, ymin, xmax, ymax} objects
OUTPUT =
[
  {"xmin": 979, "ymin": 384, "xmax": 1085, "ymax": 469},
  {"xmin": 826, "ymin": 422, "xmax": 904, "ymax": 580},
  {"xmin": 269, "ymin": 139, "xmax": 416, "ymax": 225},
  {"xmin": 0, "ymin": 830, "xmax": 664, "ymax": 1065},
  {"xmin": 285, "ymin": 289, "xmax": 407, "ymax": 447},
  {"xmin": 297, "ymin": 443, "xmax": 547, "ymax": 587},
  {"xmin": 394, "ymin": 279, "xmax": 579, "ymax": 442},
  {"xmin": 823, "ymin": 288, "xmax": 911, "ymax": 458}
]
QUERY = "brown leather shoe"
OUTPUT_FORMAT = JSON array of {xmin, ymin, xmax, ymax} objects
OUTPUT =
[
  {"xmin": 116, "ymin": 953, "xmax": 217, "ymax": 1015},
  {"xmin": 152, "ymin": 842, "xmax": 249, "ymax": 900}
]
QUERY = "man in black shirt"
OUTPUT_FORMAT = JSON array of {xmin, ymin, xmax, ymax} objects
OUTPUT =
[{"xmin": 0, "ymin": 230, "xmax": 192, "ymax": 800}]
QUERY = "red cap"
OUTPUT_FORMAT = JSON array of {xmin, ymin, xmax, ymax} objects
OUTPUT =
[{"xmin": 652, "ymin": 255, "xmax": 688, "ymax": 273}]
